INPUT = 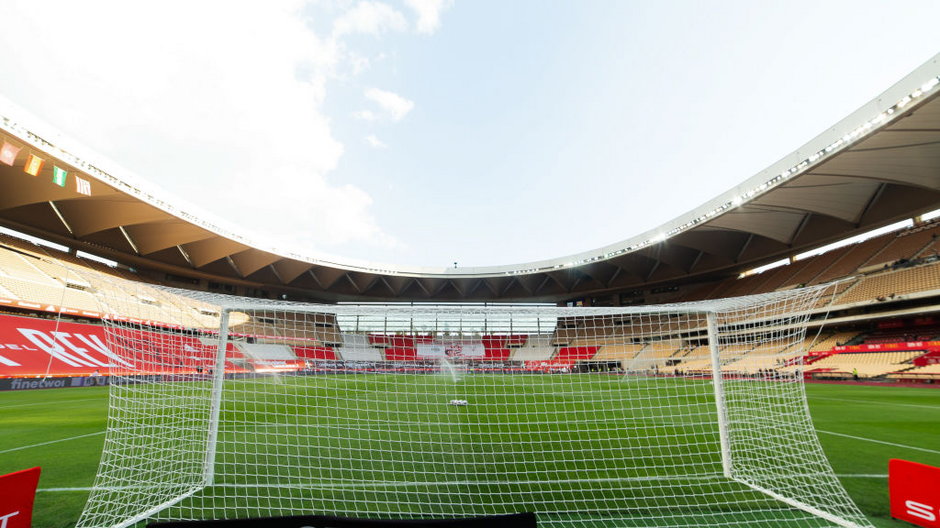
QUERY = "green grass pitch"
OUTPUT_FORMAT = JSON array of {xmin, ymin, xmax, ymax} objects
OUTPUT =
[{"xmin": 1, "ymin": 379, "xmax": 938, "ymax": 528}]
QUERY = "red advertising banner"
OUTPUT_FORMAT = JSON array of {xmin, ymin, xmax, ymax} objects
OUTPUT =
[
  {"xmin": 0, "ymin": 467, "xmax": 41, "ymax": 528},
  {"xmin": 890, "ymin": 459, "xmax": 940, "ymax": 527},
  {"xmin": 0, "ymin": 313, "xmax": 316, "ymax": 378}
]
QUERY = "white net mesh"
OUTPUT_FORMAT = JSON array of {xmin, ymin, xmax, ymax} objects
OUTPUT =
[{"xmin": 77, "ymin": 283, "xmax": 871, "ymax": 528}]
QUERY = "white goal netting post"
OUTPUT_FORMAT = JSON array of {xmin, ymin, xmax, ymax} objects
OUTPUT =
[{"xmin": 76, "ymin": 282, "xmax": 871, "ymax": 528}]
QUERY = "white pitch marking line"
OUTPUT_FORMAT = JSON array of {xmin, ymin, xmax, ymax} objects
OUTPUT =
[
  {"xmin": 817, "ymin": 429, "xmax": 940, "ymax": 455},
  {"xmin": 0, "ymin": 397, "xmax": 102, "ymax": 409},
  {"xmin": 810, "ymin": 396, "xmax": 940, "ymax": 411},
  {"xmin": 0, "ymin": 430, "xmax": 105, "ymax": 455}
]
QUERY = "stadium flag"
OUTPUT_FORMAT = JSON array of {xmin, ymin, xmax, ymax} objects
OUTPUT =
[
  {"xmin": 889, "ymin": 459, "xmax": 940, "ymax": 527},
  {"xmin": 52, "ymin": 166, "xmax": 68, "ymax": 187},
  {"xmin": 23, "ymin": 154, "xmax": 44, "ymax": 176},
  {"xmin": 0, "ymin": 466, "xmax": 41, "ymax": 528},
  {"xmin": 75, "ymin": 176, "xmax": 92, "ymax": 195},
  {"xmin": 0, "ymin": 141, "xmax": 20, "ymax": 166}
]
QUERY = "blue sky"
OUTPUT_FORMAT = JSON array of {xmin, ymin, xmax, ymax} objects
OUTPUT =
[{"xmin": 0, "ymin": 1, "xmax": 938, "ymax": 269}]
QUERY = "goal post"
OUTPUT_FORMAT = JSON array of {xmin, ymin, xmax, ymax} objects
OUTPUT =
[
  {"xmin": 76, "ymin": 283, "xmax": 872, "ymax": 528},
  {"xmin": 705, "ymin": 311, "xmax": 732, "ymax": 480},
  {"xmin": 202, "ymin": 308, "xmax": 231, "ymax": 487}
]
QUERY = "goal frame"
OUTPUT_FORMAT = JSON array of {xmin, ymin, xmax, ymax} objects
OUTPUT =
[{"xmin": 78, "ymin": 286, "xmax": 871, "ymax": 528}]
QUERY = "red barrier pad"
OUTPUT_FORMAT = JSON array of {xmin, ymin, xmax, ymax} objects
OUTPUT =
[
  {"xmin": 890, "ymin": 459, "xmax": 940, "ymax": 527},
  {"xmin": 0, "ymin": 467, "xmax": 41, "ymax": 528}
]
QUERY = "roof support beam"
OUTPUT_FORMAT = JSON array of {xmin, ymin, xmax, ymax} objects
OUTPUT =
[
  {"xmin": 119, "ymin": 226, "xmax": 140, "ymax": 255},
  {"xmin": 47, "ymin": 202, "xmax": 74, "ymax": 235},
  {"xmin": 606, "ymin": 267, "xmax": 622, "ymax": 288},
  {"xmin": 536, "ymin": 275, "xmax": 553, "ymax": 294},
  {"xmin": 645, "ymin": 260, "xmax": 661, "ymax": 282},
  {"xmin": 855, "ymin": 182, "xmax": 887, "ymax": 225},
  {"xmin": 269, "ymin": 264, "xmax": 283, "ymax": 284},
  {"xmin": 790, "ymin": 213, "xmax": 812, "ymax": 246},
  {"xmin": 735, "ymin": 234, "xmax": 754, "ymax": 263},
  {"xmin": 687, "ymin": 249, "xmax": 705, "ymax": 273}
]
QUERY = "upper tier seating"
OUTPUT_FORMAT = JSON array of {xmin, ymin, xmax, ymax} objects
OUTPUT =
[
  {"xmin": 782, "ymin": 246, "xmax": 854, "ymax": 288},
  {"xmin": 856, "ymin": 324, "xmax": 940, "ymax": 344},
  {"xmin": 0, "ymin": 237, "xmax": 240, "ymax": 329},
  {"xmin": 809, "ymin": 233, "xmax": 896, "ymax": 285},
  {"xmin": 862, "ymin": 221, "xmax": 940, "ymax": 268},
  {"xmin": 835, "ymin": 261, "xmax": 940, "ymax": 305}
]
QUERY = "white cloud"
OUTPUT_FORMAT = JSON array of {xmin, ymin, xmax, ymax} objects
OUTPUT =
[
  {"xmin": 333, "ymin": 1, "xmax": 408, "ymax": 37},
  {"xmin": 353, "ymin": 110, "xmax": 378, "ymax": 121},
  {"xmin": 364, "ymin": 87, "xmax": 415, "ymax": 121},
  {"xmin": 404, "ymin": 0, "xmax": 453, "ymax": 34},
  {"xmin": 347, "ymin": 51, "xmax": 371, "ymax": 75},
  {"xmin": 365, "ymin": 134, "xmax": 388, "ymax": 149},
  {"xmin": 0, "ymin": 0, "xmax": 401, "ymax": 253}
]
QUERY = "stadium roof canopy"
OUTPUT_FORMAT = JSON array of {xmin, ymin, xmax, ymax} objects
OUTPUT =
[{"xmin": 1, "ymin": 54, "xmax": 939, "ymax": 303}]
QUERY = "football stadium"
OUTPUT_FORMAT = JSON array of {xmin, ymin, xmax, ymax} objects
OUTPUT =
[{"xmin": 1, "ymin": 14, "xmax": 940, "ymax": 528}]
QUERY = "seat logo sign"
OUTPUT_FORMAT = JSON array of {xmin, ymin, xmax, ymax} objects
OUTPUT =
[
  {"xmin": 0, "ymin": 513, "xmax": 19, "ymax": 528},
  {"xmin": 0, "ymin": 467, "xmax": 40, "ymax": 528},
  {"xmin": 906, "ymin": 501, "xmax": 937, "ymax": 522},
  {"xmin": 890, "ymin": 459, "xmax": 940, "ymax": 527}
]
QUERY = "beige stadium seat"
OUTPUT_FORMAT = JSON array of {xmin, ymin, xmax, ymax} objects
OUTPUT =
[
  {"xmin": 781, "ymin": 246, "xmax": 853, "ymax": 288},
  {"xmin": 811, "ymin": 234, "xmax": 895, "ymax": 285},
  {"xmin": 806, "ymin": 351, "xmax": 922, "ymax": 378},
  {"xmin": 864, "ymin": 223, "xmax": 940, "ymax": 268},
  {"xmin": 836, "ymin": 262, "xmax": 940, "ymax": 305},
  {"xmin": 889, "ymin": 363, "xmax": 940, "ymax": 379}
]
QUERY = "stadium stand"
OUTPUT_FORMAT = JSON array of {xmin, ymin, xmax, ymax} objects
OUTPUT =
[
  {"xmin": 835, "ymin": 260, "xmax": 940, "ymax": 305},
  {"xmin": 808, "ymin": 331, "xmax": 859, "ymax": 351},
  {"xmin": 1, "ymin": 210, "xmax": 940, "ymax": 383},
  {"xmin": 724, "ymin": 353, "xmax": 789, "ymax": 374},
  {"xmin": 0, "ymin": 311, "xmax": 340, "ymax": 378},
  {"xmin": 672, "ymin": 228, "xmax": 940, "ymax": 315},
  {"xmin": 550, "ymin": 345, "xmax": 600, "ymax": 366},
  {"xmin": 809, "ymin": 233, "xmax": 896, "ymax": 285},
  {"xmin": 854, "ymin": 324, "xmax": 940, "ymax": 344},
  {"xmin": 804, "ymin": 351, "xmax": 922, "ymax": 379},
  {"xmin": 291, "ymin": 346, "xmax": 338, "ymax": 360},
  {"xmin": 509, "ymin": 336, "xmax": 555, "ymax": 361},
  {"xmin": 591, "ymin": 343, "xmax": 646, "ymax": 361},
  {"xmin": 782, "ymin": 247, "xmax": 854, "ymax": 289},
  {"xmin": 889, "ymin": 362, "xmax": 940, "ymax": 380},
  {"xmin": 0, "ymin": 234, "xmax": 253, "ymax": 330},
  {"xmin": 861, "ymin": 221, "xmax": 940, "ymax": 269}
]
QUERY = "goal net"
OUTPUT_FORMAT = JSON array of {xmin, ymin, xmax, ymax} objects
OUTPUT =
[{"xmin": 77, "ymin": 283, "xmax": 871, "ymax": 528}]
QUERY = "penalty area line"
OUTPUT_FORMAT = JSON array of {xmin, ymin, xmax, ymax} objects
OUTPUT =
[
  {"xmin": 0, "ymin": 430, "xmax": 105, "ymax": 455},
  {"xmin": 810, "ymin": 396, "xmax": 940, "ymax": 411},
  {"xmin": 817, "ymin": 429, "xmax": 940, "ymax": 455},
  {"xmin": 0, "ymin": 397, "xmax": 102, "ymax": 410}
]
